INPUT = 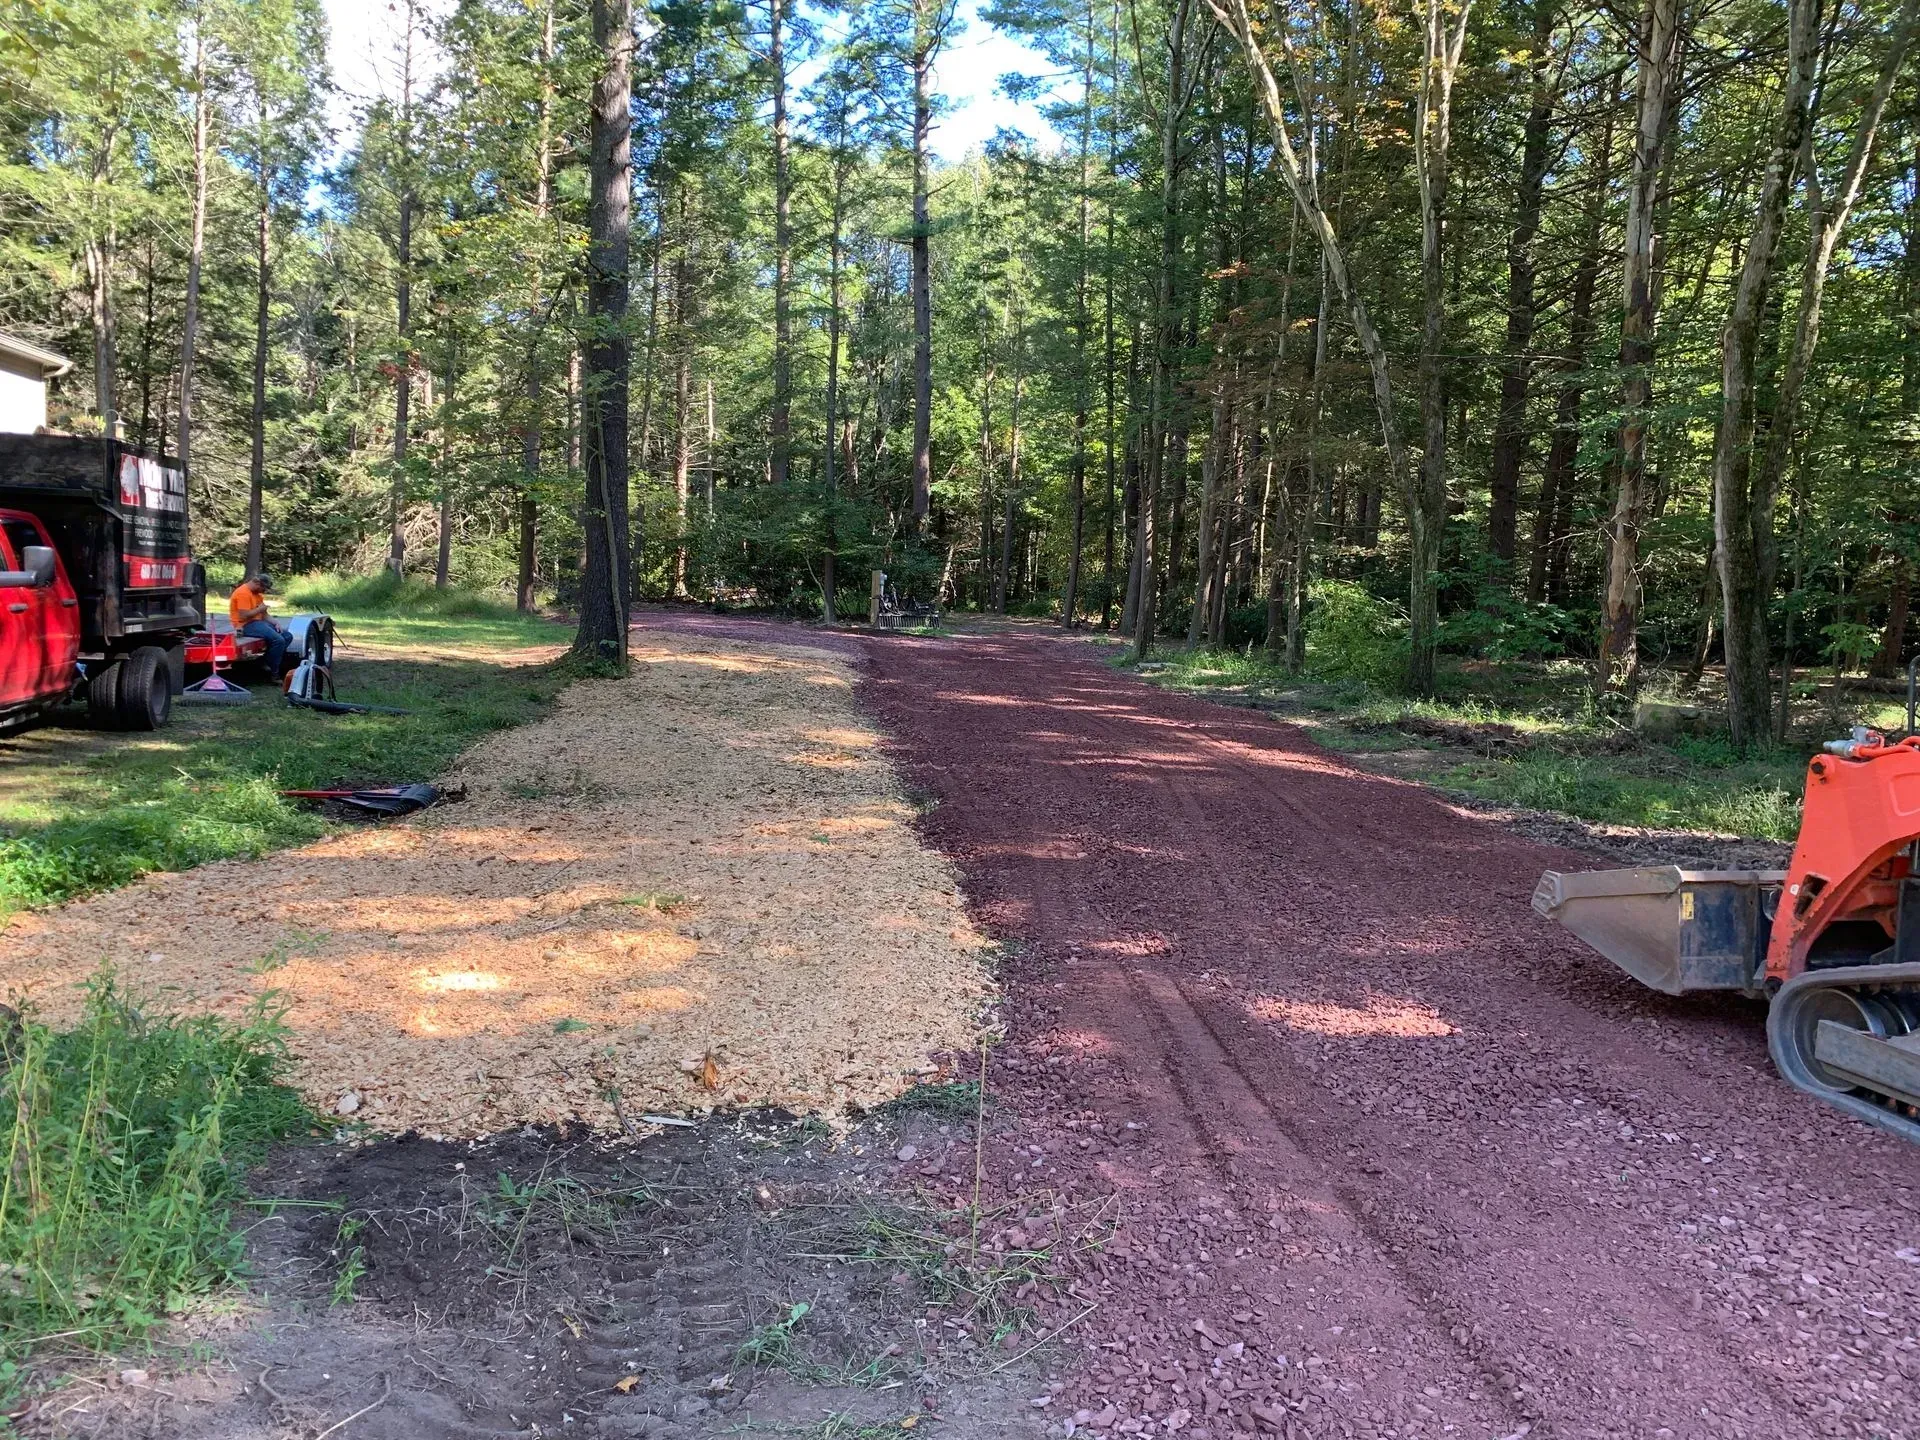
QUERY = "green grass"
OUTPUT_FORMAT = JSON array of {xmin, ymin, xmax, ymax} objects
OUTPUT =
[
  {"xmin": 0, "ymin": 574, "xmax": 572, "ymax": 915},
  {"xmin": 1127, "ymin": 647, "xmax": 1813, "ymax": 842},
  {"xmin": 0, "ymin": 973, "xmax": 310, "ymax": 1389},
  {"xmin": 1435, "ymin": 749, "xmax": 1805, "ymax": 840}
]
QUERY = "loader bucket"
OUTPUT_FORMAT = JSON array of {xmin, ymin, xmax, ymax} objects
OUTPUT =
[{"xmin": 1531, "ymin": 866, "xmax": 1785, "ymax": 996}]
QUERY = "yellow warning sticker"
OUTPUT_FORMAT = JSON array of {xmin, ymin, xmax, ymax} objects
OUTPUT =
[{"xmin": 1679, "ymin": 891, "xmax": 1695, "ymax": 920}]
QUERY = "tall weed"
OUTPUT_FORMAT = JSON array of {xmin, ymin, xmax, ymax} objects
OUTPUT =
[{"xmin": 0, "ymin": 975, "xmax": 308, "ymax": 1378}]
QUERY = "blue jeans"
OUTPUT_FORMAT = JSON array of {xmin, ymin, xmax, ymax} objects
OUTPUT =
[{"xmin": 241, "ymin": 620, "xmax": 290, "ymax": 677}]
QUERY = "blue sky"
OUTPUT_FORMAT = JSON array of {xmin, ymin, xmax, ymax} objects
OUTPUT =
[{"xmin": 321, "ymin": 0, "xmax": 1065, "ymax": 165}]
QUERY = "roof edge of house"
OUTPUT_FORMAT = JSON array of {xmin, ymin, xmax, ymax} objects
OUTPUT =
[{"xmin": 0, "ymin": 332, "xmax": 74, "ymax": 377}]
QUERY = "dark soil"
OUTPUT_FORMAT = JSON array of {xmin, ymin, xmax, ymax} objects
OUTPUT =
[
  {"xmin": 854, "ymin": 625, "xmax": 1920, "ymax": 1440},
  {"xmin": 28, "ymin": 1108, "xmax": 1065, "ymax": 1440}
]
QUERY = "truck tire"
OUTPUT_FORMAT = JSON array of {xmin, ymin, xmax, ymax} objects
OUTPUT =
[
  {"xmin": 87, "ymin": 659, "xmax": 124, "ymax": 729},
  {"xmin": 161, "ymin": 640, "xmax": 186, "ymax": 696},
  {"xmin": 116, "ymin": 647, "xmax": 172, "ymax": 731}
]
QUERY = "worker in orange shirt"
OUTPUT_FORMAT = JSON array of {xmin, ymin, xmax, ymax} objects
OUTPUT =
[{"xmin": 229, "ymin": 573, "xmax": 291, "ymax": 678}]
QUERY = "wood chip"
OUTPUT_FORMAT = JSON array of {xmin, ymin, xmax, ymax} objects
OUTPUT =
[{"xmin": 5, "ymin": 632, "xmax": 994, "ymax": 1137}]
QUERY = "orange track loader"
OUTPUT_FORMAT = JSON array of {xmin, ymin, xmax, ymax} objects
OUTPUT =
[{"xmin": 1535, "ymin": 726, "xmax": 1920, "ymax": 1142}]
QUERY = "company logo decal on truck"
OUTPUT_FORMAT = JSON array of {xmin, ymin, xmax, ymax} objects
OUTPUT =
[{"xmin": 116, "ymin": 453, "xmax": 190, "ymax": 588}]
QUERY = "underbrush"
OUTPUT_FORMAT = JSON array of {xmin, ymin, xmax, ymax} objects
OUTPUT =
[
  {"xmin": 1436, "ymin": 750, "xmax": 1804, "ymax": 840},
  {"xmin": 0, "ymin": 577, "xmax": 571, "ymax": 914},
  {"xmin": 1126, "ymin": 642, "xmax": 1812, "ymax": 841},
  {"xmin": 0, "ymin": 975, "xmax": 308, "ymax": 1396}
]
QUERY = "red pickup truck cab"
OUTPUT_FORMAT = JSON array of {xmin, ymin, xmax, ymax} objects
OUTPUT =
[
  {"xmin": 0, "ymin": 436, "xmax": 204, "ymax": 732},
  {"xmin": 0, "ymin": 509, "xmax": 82, "ymax": 723}
]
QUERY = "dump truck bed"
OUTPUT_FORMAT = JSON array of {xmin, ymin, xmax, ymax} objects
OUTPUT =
[{"xmin": 0, "ymin": 434, "xmax": 203, "ymax": 645}]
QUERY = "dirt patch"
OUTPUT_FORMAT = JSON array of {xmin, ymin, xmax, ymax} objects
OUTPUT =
[
  {"xmin": 5, "ymin": 629, "xmax": 994, "ymax": 1136},
  {"xmin": 861, "ymin": 627, "xmax": 1920, "ymax": 1440},
  {"xmin": 22, "ymin": 1106, "xmax": 1083, "ymax": 1440}
]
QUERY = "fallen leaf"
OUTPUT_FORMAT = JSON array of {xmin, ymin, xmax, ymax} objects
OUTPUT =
[
  {"xmin": 614, "ymin": 1375, "xmax": 640, "ymax": 1394},
  {"xmin": 700, "ymin": 1053, "xmax": 720, "ymax": 1090}
]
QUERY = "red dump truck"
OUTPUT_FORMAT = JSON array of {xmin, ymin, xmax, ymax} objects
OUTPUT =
[{"xmin": 0, "ymin": 435, "xmax": 206, "ymax": 731}]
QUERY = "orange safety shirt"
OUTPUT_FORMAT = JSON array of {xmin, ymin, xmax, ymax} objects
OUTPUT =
[{"xmin": 229, "ymin": 582, "xmax": 268, "ymax": 629}]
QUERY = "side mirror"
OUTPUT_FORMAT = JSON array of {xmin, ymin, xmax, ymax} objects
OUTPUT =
[{"xmin": 23, "ymin": 546, "xmax": 55, "ymax": 587}]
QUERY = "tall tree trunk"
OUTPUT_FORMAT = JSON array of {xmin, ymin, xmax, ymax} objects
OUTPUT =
[
  {"xmin": 1872, "ymin": 145, "xmax": 1920, "ymax": 678},
  {"xmin": 822, "ymin": 146, "xmax": 848, "ymax": 623},
  {"xmin": 1062, "ymin": 0, "xmax": 1096, "ymax": 627},
  {"xmin": 1745, "ymin": 0, "xmax": 1918, "ymax": 687},
  {"xmin": 1101, "ymin": 0, "xmax": 1121, "ymax": 630},
  {"xmin": 136, "ymin": 240, "xmax": 155, "ymax": 450},
  {"xmin": 1598, "ymin": 0, "xmax": 1684, "ymax": 694},
  {"xmin": 1408, "ymin": 0, "xmax": 1471, "ymax": 695},
  {"xmin": 246, "ymin": 154, "xmax": 270, "ymax": 577},
  {"xmin": 1289, "ymin": 257, "xmax": 1334, "ymax": 670},
  {"xmin": 1263, "ymin": 209, "xmax": 1300, "ymax": 657},
  {"xmin": 178, "ymin": 22, "xmax": 209, "ymax": 473},
  {"xmin": 705, "ymin": 378, "xmax": 717, "ymax": 513},
  {"xmin": 84, "ymin": 129, "xmax": 119, "ymax": 440},
  {"xmin": 1131, "ymin": 0, "xmax": 1194, "ymax": 662},
  {"xmin": 1486, "ymin": 0, "xmax": 1559, "ymax": 568},
  {"xmin": 671, "ymin": 274, "xmax": 692, "ymax": 595},
  {"xmin": 1712, "ymin": 0, "xmax": 1820, "ymax": 744},
  {"xmin": 1190, "ymin": 116, "xmax": 1232, "ymax": 648},
  {"xmin": 519, "ymin": 1, "xmax": 557, "ymax": 613},
  {"xmin": 997, "ymin": 314, "xmax": 1024, "ymax": 615},
  {"xmin": 977, "ymin": 318, "xmax": 997, "ymax": 612},
  {"xmin": 1210, "ymin": 0, "xmax": 1423, "ymax": 683},
  {"xmin": 436, "ymin": 341, "xmax": 457, "ymax": 588},
  {"xmin": 572, "ymin": 0, "xmax": 633, "ymax": 666},
  {"xmin": 1120, "ymin": 325, "xmax": 1144, "ymax": 634},
  {"xmin": 768, "ymin": 0, "xmax": 793, "ymax": 488},
  {"xmin": 1527, "ymin": 79, "xmax": 1615, "ymax": 605},
  {"xmin": 388, "ymin": 0, "xmax": 418, "ymax": 577},
  {"xmin": 908, "ymin": 0, "xmax": 938, "ymax": 529}
]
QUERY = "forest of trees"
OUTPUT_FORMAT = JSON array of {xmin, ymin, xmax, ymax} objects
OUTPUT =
[{"xmin": 3, "ymin": 0, "xmax": 1916, "ymax": 734}]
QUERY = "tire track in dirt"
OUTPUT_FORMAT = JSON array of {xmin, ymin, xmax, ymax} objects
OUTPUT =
[
  {"xmin": 1099, "ymin": 703, "xmax": 1782, "ymax": 1437},
  {"xmin": 1060, "ymin": 703, "xmax": 1531, "ymax": 1431},
  {"xmin": 1130, "ymin": 728, "xmax": 1823, "ymax": 1434},
  {"xmin": 848, "ymin": 625, "xmax": 1920, "ymax": 1440}
]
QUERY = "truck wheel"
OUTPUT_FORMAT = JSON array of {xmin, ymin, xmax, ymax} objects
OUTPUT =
[
  {"xmin": 116, "ymin": 647, "xmax": 172, "ymax": 731},
  {"xmin": 160, "ymin": 641, "xmax": 186, "ymax": 696},
  {"xmin": 87, "ymin": 659, "xmax": 124, "ymax": 729}
]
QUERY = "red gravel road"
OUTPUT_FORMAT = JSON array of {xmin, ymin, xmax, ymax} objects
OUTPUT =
[{"xmin": 848, "ymin": 627, "xmax": 1920, "ymax": 1440}]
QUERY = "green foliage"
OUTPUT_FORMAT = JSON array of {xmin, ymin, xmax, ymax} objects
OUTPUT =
[
  {"xmin": 0, "ymin": 975, "xmax": 309, "ymax": 1376},
  {"xmin": 1303, "ymin": 581, "xmax": 1409, "ymax": 688},
  {"xmin": 1437, "ymin": 588, "xmax": 1575, "ymax": 662},
  {"xmin": 1440, "ymin": 752, "xmax": 1803, "ymax": 841}
]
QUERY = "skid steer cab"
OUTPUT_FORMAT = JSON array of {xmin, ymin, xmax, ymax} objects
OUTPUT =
[
  {"xmin": 0, "ymin": 437, "xmax": 206, "ymax": 733},
  {"xmin": 1536, "ymin": 723, "xmax": 1920, "ymax": 1144}
]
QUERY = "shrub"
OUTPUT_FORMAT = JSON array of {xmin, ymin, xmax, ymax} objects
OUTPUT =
[
  {"xmin": 1437, "ymin": 589, "xmax": 1574, "ymax": 661},
  {"xmin": 1304, "ymin": 580, "xmax": 1408, "ymax": 688},
  {"xmin": 0, "ymin": 976, "xmax": 308, "ymax": 1380},
  {"xmin": 1224, "ymin": 602, "xmax": 1268, "ymax": 649}
]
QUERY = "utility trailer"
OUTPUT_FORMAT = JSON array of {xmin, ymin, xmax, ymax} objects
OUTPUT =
[{"xmin": 0, "ymin": 434, "xmax": 206, "ymax": 730}]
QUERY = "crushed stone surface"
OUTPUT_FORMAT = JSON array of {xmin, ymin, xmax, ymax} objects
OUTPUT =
[
  {"xmin": 5, "ymin": 627, "xmax": 992, "ymax": 1137},
  {"xmin": 859, "ymin": 624, "xmax": 1920, "ymax": 1440}
]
